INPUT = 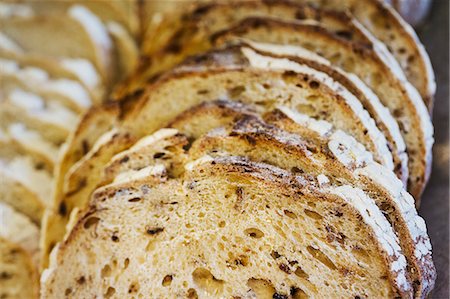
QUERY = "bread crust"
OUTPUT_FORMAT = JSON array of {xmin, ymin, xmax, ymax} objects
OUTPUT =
[
  {"xmin": 169, "ymin": 100, "xmax": 435, "ymax": 296},
  {"xmin": 42, "ymin": 156, "xmax": 413, "ymax": 298},
  {"xmin": 211, "ymin": 19, "xmax": 433, "ymax": 201}
]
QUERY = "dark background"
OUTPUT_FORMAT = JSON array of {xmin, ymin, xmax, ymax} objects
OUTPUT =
[{"xmin": 417, "ymin": 0, "xmax": 449, "ymax": 298}]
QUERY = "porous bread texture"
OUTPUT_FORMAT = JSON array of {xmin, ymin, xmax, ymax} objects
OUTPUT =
[
  {"xmin": 0, "ymin": 5, "xmax": 113, "ymax": 83},
  {"xmin": 102, "ymin": 128, "xmax": 188, "ymax": 185},
  {"xmin": 296, "ymin": 0, "xmax": 435, "ymax": 110},
  {"xmin": 0, "ymin": 89, "xmax": 78, "ymax": 145},
  {"xmin": 142, "ymin": 0, "xmax": 435, "ymax": 109},
  {"xmin": 0, "ymin": 57, "xmax": 92, "ymax": 112},
  {"xmin": 212, "ymin": 19, "xmax": 433, "ymax": 201},
  {"xmin": 166, "ymin": 100, "xmax": 434, "ymax": 296},
  {"xmin": 41, "ymin": 157, "xmax": 412, "ymax": 298},
  {"xmin": 0, "ymin": 202, "xmax": 39, "ymax": 263},
  {"xmin": 125, "ymin": 47, "xmax": 392, "ymax": 169},
  {"xmin": 232, "ymin": 39, "xmax": 408, "ymax": 185},
  {"xmin": 0, "ymin": 237, "xmax": 39, "ymax": 299},
  {"xmin": 43, "ymin": 47, "xmax": 396, "ymax": 264},
  {"xmin": 140, "ymin": 0, "xmax": 370, "ymax": 72},
  {"xmin": 40, "ymin": 127, "xmax": 136, "ymax": 268},
  {"xmin": 119, "ymin": 0, "xmax": 371, "ymax": 98},
  {"xmin": 41, "ymin": 104, "xmax": 120, "ymax": 268}
]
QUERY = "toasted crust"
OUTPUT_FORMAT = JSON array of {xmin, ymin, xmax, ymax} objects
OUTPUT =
[
  {"xmin": 117, "ymin": 0, "xmax": 373, "ymax": 99},
  {"xmin": 211, "ymin": 18, "xmax": 433, "ymax": 201},
  {"xmin": 42, "ymin": 157, "xmax": 412, "ymax": 298},
  {"xmin": 167, "ymin": 99, "xmax": 435, "ymax": 296},
  {"xmin": 298, "ymin": 0, "xmax": 436, "ymax": 110},
  {"xmin": 220, "ymin": 39, "xmax": 408, "ymax": 185}
]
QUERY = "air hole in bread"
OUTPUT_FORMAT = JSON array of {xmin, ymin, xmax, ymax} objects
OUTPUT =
[
  {"xmin": 128, "ymin": 197, "xmax": 141, "ymax": 203},
  {"xmin": 247, "ymin": 278, "xmax": 275, "ymax": 298},
  {"xmin": 308, "ymin": 81, "xmax": 320, "ymax": 89},
  {"xmin": 104, "ymin": 286, "xmax": 116, "ymax": 298},
  {"xmin": 283, "ymin": 210, "xmax": 297, "ymax": 219},
  {"xmin": 123, "ymin": 258, "xmax": 130, "ymax": 269},
  {"xmin": 128, "ymin": 282, "xmax": 139, "ymax": 293},
  {"xmin": 271, "ymin": 250, "xmax": 281, "ymax": 259},
  {"xmin": 101, "ymin": 264, "xmax": 111, "ymax": 278},
  {"xmin": 218, "ymin": 220, "xmax": 226, "ymax": 228},
  {"xmin": 228, "ymin": 86, "xmax": 246, "ymax": 98},
  {"xmin": 294, "ymin": 266, "xmax": 309, "ymax": 279},
  {"xmin": 244, "ymin": 228, "xmax": 264, "ymax": 238},
  {"xmin": 65, "ymin": 288, "xmax": 72, "ymax": 295},
  {"xmin": 162, "ymin": 275, "xmax": 173, "ymax": 286},
  {"xmin": 83, "ymin": 217, "xmax": 100, "ymax": 229},
  {"xmin": 192, "ymin": 268, "xmax": 224, "ymax": 295},
  {"xmin": 307, "ymin": 246, "xmax": 337, "ymax": 270},
  {"xmin": 304, "ymin": 209, "xmax": 323, "ymax": 220},
  {"xmin": 291, "ymin": 286, "xmax": 309, "ymax": 299},
  {"xmin": 187, "ymin": 288, "xmax": 198, "ymax": 298}
]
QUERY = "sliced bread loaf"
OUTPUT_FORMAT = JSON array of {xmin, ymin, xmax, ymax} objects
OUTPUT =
[
  {"xmin": 0, "ymin": 5, "xmax": 113, "ymax": 84},
  {"xmin": 294, "ymin": 0, "xmax": 435, "ymax": 109},
  {"xmin": 167, "ymin": 100, "xmax": 434, "ymax": 297},
  {"xmin": 0, "ymin": 31, "xmax": 105, "ymax": 103},
  {"xmin": 212, "ymin": 19, "xmax": 433, "ymax": 201},
  {"xmin": 0, "ymin": 89, "xmax": 79, "ymax": 145},
  {"xmin": 231, "ymin": 39, "xmax": 408, "ymax": 185},
  {"xmin": 41, "ymin": 156, "xmax": 413, "ymax": 298},
  {"xmin": 0, "ymin": 57, "xmax": 92, "ymax": 112}
]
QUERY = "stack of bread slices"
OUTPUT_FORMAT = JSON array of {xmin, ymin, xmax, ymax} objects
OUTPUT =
[
  {"xmin": 0, "ymin": 0, "xmax": 437, "ymax": 298},
  {"xmin": 0, "ymin": 1, "xmax": 139, "ymax": 298}
]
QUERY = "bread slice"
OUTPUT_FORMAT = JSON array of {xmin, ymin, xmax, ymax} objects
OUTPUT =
[
  {"xmin": 294, "ymin": 0, "xmax": 435, "ymax": 110},
  {"xmin": 0, "ymin": 202, "xmax": 39, "ymax": 260},
  {"xmin": 122, "ymin": 0, "xmax": 376, "ymax": 99},
  {"xmin": 0, "ymin": 57, "xmax": 92, "ymax": 113},
  {"xmin": 165, "ymin": 100, "xmax": 434, "ymax": 297},
  {"xmin": 212, "ymin": 18, "xmax": 433, "ymax": 201},
  {"xmin": 0, "ymin": 156, "xmax": 52, "ymax": 223},
  {"xmin": 41, "ymin": 156, "xmax": 413, "ymax": 298},
  {"xmin": 0, "ymin": 237, "xmax": 39, "ymax": 299},
  {"xmin": 16, "ymin": 0, "xmax": 139, "ymax": 37},
  {"xmin": 44, "ymin": 44, "xmax": 396, "ymax": 263},
  {"xmin": 0, "ymin": 89, "xmax": 78, "ymax": 145},
  {"xmin": 130, "ymin": 45, "xmax": 394, "ymax": 168},
  {"xmin": 6, "ymin": 123, "xmax": 58, "ymax": 171},
  {"xmin": 101, "ymin": 128, "xmax": 188, "ymax": 185},
  {"xmin": 107, "ymin": 21, "xmax": 139, "ymax": 81},
  {"xmin": 0, "ymin": 5, "xmax": 113, "ymax": 84},
  {"xmin": 233, "ymin": 39, "xmax": 408, "ymax": 184},
  {"xmin": 40, "ymin": 127, "xmax": 136, "ymax": 268},
  {"xmin": 140, "ymin": 0, "xmax": 370, "ymax": 68},
  {"xmin": 0, "ymin": 31, "xmax": 105, "ymax": 104}
]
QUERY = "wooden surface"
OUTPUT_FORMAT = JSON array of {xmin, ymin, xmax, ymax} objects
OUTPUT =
[{"xmin": 417, "ymin": 1, "xmax": 449, "ymax": 298}]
